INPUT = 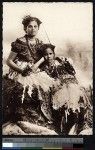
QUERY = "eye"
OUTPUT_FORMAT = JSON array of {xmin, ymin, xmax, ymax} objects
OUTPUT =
[
  {"xmin": 49, "ymin": 53, "xmax": 53, "ymax": 55},
  {"xmin": 34, "ymin": 25, "xmax": 37, "ymax": 28},
  {"xmin": 28, "ymin": 25, "xmax": 32, "ymax": 28}
]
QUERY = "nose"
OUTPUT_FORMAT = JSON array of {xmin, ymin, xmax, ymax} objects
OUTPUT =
[
  {"xmin": 32, "ymin": 26, "xmax": 35, "ymax": 30},
  {"xmin": 48, "ymin": 55, "xmax": 51, "ymax": 58}
]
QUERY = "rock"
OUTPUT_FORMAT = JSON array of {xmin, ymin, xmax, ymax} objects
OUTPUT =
[
  {"xmin": 2, "ymin": 122, "xmax": 26, "ymax": 135},
  {"xmin": 79, "ymin": 128, "xmax": 92, "ymax": 135},
  {"xmin": 17, "ymin": 121, "xmax": 58, "ymax": 135}
]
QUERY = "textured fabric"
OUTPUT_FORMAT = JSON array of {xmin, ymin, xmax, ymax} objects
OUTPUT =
[
  {"xmin": 8, "ymin": 36, "xmax": 43, "ymax": 79},
  {"xmin": 11, "ymin": 37, "xmax": 43, "ymax": 63},
  {"xmin": 3, "ymin": 37, "xmax": 91, "ymax": 134}
]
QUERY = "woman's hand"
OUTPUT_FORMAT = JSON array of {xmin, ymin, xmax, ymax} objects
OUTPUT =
[
  {"xmin": 22, "ymin": 65, "xmax": 32, "ymax": 76},
  {"xmin": 32, "ymin": 57, "xmax": 45, "ymax": 73},
  {"xmin": 21, "ymin": 57, "xmax": 45, "ymax": 75}
]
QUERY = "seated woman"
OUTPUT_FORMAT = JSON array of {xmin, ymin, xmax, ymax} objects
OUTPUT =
[
  {"xmin": 30, "ymin": 43, "xmax": 88, "ymax": 134},
  {"xmin": 2, "ymin": 15, "xmax": 44, "ymax": 124},
  {"xmin": 2, "ymin": 15, "xmax": 58, "ymax": 132},
  {"xmin": 3, "ymin": 38, "xmax": 88, "ymax": 135}
]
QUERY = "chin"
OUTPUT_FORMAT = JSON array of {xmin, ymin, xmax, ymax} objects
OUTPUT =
[
  {"xmin": 48, "ymin": 60, "xmax": 53, "ymax": 63},
  {"xmin": 28, "ymin": 34, "xmax": 36, "ymax": 37}
]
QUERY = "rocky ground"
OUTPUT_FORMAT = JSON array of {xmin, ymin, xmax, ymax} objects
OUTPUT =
[
  {"xmin": 2, "ymin": 121, "xmax": 58, "ymax": 135},
  {"xmin": 2, "ymin": 76, "xmax": 93, "ymax": 135}
]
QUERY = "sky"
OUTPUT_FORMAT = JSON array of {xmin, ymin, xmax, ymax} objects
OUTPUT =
[{"xmin": 3, "ymin": 2, "xmax": 92, "ymax": 43}]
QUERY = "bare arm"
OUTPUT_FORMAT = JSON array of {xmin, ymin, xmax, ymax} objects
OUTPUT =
[
  {"xmin": 7, "ymin": 51, "xmax": 23, "ymax": 73},
  {"xmin": 32, "ymin": 57, "xmax": 45, "ymax": 72}
]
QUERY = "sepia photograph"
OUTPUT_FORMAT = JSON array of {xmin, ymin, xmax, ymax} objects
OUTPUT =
[{"xmin": 2, "ymin": 2, "xmax": 93, "ymax": 135}]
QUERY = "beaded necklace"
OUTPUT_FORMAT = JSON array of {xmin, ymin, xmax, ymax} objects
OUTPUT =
[{"xmin": 45, "ymin": 61, "xmax": 60, "ymax": 78}]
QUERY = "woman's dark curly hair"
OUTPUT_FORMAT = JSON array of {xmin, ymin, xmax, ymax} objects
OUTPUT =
[
  {"xmin": 40, "ymin": 44, "xmax": 55, "ymax": 56},
  {"xmin": 22, "ymin": 15, "xmax": 42, "ymax": 30}
]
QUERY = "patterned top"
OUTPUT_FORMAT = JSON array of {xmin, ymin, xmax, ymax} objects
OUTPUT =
[
  {"xmin": 40, "ymin": 58, "xmax": 76, "ymax": 81},
  {"xmin": 11, "ymin": 35, "xmax": 43, "ymax": 64}
]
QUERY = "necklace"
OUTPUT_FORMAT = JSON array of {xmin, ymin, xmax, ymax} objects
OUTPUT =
[
  {"xmin": 25, "ymin": 34, "xmax": 37, "ymax": 46},
  {"xmin": 25, "ymin": 36, "xmax": 37, "ymax": 61},
  {"xmin": 45, "ymin": 62, "xmax": 60, "ymax": 78},
  {"xmin": 28, "ymin": 39, "xmax": 36, "ymax": 47}
]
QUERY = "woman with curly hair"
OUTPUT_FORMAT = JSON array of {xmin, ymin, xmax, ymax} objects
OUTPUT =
[
  {"xmin": 7, "ymin": 15, "xmax": 43, "ymax": 78},
  {"xmin": 3, "ymin": 15, "xmax": 45, "ymax": 124},
  {"xmin": 31, "ymin": 43, "xmax": 89, "ymax": 134},
  {"xmin": 3, "ymin": 16, "xmax": 90, "ymax": 135}
]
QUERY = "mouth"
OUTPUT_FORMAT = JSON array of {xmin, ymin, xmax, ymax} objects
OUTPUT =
[
  {"xmin": 31, "ymin": 32, "xmax": 35, "ymax": 34},
  {"xmin": 48, "ymin": 59, "xmax": 53, "ymax": 63},
  {"xmin": 48, "ymin": 58, "xmax": 52, "ymax": 61},
  {"xmin": 29, "ymin": 31, "xmax": 36, "ymax": 34}
]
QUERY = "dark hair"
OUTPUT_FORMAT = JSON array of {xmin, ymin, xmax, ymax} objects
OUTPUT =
[
  {"xmin": 22, "ymin": 15, "xmax": 42, "ymax": 30},
  {"xmin": 40, "ymin": 44, "xmax": 55, "ymax": 56}
]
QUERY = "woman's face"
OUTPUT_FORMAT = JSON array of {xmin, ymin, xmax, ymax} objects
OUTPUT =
[
  {"xmin": 25, "ymin": 21, "xmax": 39, "ymax": 37},
  {"xmin": 44, "ymin": 48, "xmax": 55, "ymax": 63}
]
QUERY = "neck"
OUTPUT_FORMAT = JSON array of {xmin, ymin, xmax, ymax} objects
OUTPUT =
[
  {"xmin": 26, "ymin": 34, "xmax": 36, "ymax": 40},
  {"xmin": 48, "ymin": 60, "xmax": 55, "ymax": 66}
]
